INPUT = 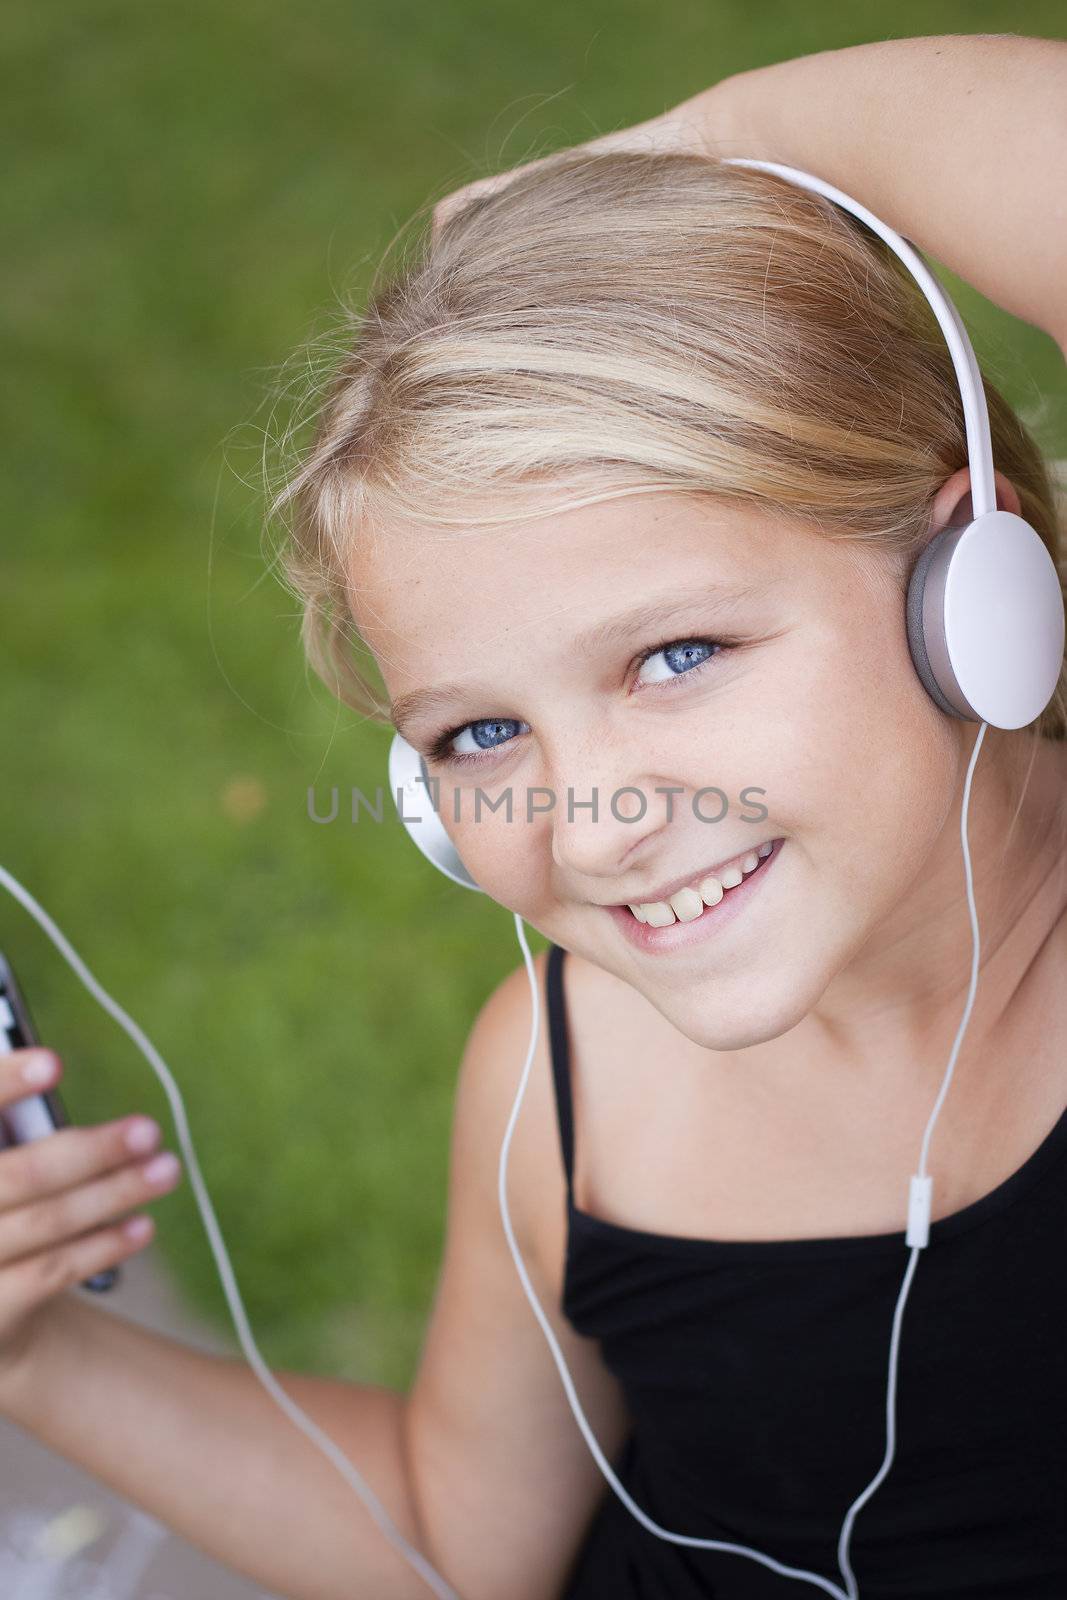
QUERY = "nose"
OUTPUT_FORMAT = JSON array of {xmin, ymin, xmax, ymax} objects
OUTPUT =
[{"xmin": 547, "ymin": 744, "xmax": 669, "ymax": 889}]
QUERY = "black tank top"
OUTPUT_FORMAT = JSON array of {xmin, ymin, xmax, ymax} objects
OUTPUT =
[{"xmin": 543, "ymin": 941, "xmax": 1067, "ymax": 1599}]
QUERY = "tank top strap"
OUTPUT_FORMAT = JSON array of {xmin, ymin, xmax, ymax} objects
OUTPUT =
[{"xmin": 545, "ymin": 942, "xmax": 576, "ymax": 1198}]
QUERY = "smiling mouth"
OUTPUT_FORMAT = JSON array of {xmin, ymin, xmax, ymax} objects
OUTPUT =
[{"xmin": 619, "ymin": 839, "xmax": 778, "ymax": 925}]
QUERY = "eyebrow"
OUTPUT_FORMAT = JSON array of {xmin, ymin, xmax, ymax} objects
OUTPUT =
[{"xmin": 389, "ymin": 578, "xmax": 773, "ymax": 737}]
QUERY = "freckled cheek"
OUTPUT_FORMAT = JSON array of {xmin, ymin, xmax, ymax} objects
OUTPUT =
[
  {"xmin": 828, "ymin": 599, "xmax": 927, "ymax": 725},
  {"xmin": 783, "ymin": 668, "xmax": 956, "ymax": 867},
  {"xmin": 706, "ymin": 643, "xmax": 877, "ymax": 845},
  {"xmin": 446, "ymin": 795, "xmax": 546, "ymax": 901}
]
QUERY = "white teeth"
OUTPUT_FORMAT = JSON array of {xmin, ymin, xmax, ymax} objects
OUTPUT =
[
  {"xmin": 627, "ymin": 840, "xmax": 778, "ymax": 925},
  {"xmin": 668, "ymin": 887, "xmax": 704, "ymax": 923},
  {"xmin": 699, "ymin": 876, "xmax": 724, "ymax": 906}
]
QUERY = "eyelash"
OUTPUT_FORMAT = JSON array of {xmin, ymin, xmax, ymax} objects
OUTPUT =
[{"xmin": 425, "ymin": 634, "xmax": 730, "ymax": 769}]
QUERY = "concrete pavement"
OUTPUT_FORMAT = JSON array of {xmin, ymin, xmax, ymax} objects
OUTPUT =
[{"xmin": 0, "ymin": 1243, "xmax": 285, "ymax": 1600}]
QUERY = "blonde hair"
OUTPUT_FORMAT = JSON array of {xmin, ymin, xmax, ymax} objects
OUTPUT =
[{"xmin": 266, "ymin": 148, "xmax": 1067, "ymax": 743}]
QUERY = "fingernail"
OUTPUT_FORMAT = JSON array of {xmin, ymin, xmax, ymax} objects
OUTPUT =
[
  {"xmin": 142, "ymin": 1152, "xmax": 180, "ymax": 1185},
  {"xmin": 21, "ymin": 1054, "xmax": 55, "ymax": 1087},
  {"xmin": 125, "ymin": 1118, "xmax": 159, "ymax": 1153}
]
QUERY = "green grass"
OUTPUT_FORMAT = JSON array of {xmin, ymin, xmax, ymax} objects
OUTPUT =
[{"xmin": 1, "ymin": 0, "xmax": 1065, "ymax": 1389}]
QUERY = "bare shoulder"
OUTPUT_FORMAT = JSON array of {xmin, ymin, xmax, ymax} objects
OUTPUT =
[
  {"xmin": 403, "ymin": 945, "xmax": 629, "ymax": 1600},
  {"xmin": 450, "ymin": 946, "xmax": 564, "ymax": 1261},
  {"xmin": 452, "ymin": 943, "xmax": 646, "ymax": 1258},
  {"xmin": 469, "ymin": 945, "xmax": 662, "ymax": 1232}
]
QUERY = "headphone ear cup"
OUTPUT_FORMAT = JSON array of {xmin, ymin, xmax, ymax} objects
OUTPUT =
[
  {"xmin": 906, "ymin": 526, "xmax": 968, "ymax": 720},
  {"xmin": 388, "ymin": 732, "xmax": 484, "ymax": 894},
  {"xmin": 905, "ymin": 511, "xmax": 1065, "ymax": 730}
]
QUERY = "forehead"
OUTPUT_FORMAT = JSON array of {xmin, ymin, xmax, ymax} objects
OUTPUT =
[{"xmin": 347, "ymin": 490, "xmax": 793, "ymax": 666}]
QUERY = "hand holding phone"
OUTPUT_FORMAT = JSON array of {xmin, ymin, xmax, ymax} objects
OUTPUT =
[{"xmin": 0, "ymin": 952, "xmax": 183, "ymax": 1361}]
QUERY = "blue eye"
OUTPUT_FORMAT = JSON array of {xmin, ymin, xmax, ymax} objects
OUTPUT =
[
  {"xmin": 635, "ymin": 637, "xmax": 722, "ymax": 686},
  {"xmin": 429, "ymin": 716, "xmax": 529, "ymax": 769},
  {"xmin": 426, "ymin": 635, "xmax": 727, "ymax": 769}
]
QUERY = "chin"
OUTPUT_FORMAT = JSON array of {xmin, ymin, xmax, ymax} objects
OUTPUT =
[
  {"xmin": 652, "ymin": 982, "xmax": 815, "ymax": 1054},
  {"xmin": 675, "ymin": 998, "xmax": 809, "ymax": 1049}
]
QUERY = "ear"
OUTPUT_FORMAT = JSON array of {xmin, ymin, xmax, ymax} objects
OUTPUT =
[{"xmin": 928, "ymin": 465, "xmax": 1022, "ymax": 535}]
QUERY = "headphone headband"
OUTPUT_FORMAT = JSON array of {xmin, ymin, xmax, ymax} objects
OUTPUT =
[{"xmin": 721, "ymin": 157, "xmax": 998, "ymax": 518}]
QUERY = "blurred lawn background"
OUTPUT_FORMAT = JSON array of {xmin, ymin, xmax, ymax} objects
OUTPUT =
[{"xmin": 2, "ymin": 2, "xmax": 1065, "ymax": 1390}]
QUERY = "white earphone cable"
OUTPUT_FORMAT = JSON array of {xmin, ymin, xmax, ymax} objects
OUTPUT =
[
  {"xmin": 499, "ymin": 719, "xmax": 988, "ymax": 1600},
  {"xmin": 0, "ymin": 860, "xmax": 462, "ymax": 1600},
  {"xmin": 835, "ymin": 719, "xmax": 987, "ymax": 1592}
]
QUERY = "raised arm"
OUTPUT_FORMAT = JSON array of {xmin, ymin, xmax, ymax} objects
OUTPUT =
[{"xmin": 704, "ymin": 33, "xmax": 1067, "ymax": 360}]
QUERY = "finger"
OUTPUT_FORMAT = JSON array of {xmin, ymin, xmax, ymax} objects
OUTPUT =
[
  {"xmin": 431, "ymin": 193, "xmax": 470, "ymax": 239},
  {"xmin": 0, "ymin": 1112, "xmax": 163, "ymax": 1212},
  {"xmin": 3, "ymin": 1211, "xmax": 157, "ymax": 1316},
  {"xmin": 0, "ymin": 1146, "xmax": 181, "ymax": 1268},
  {"xmin": 431, "ymin": 173, "xmax": 519, "ymax": 239},
  {"xmin": 0, "ymin": 1048, "xmax": 64, "ymax": 1110}
]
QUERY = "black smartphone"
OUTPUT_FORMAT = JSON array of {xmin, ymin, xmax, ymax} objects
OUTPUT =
[{"xmin": 0, "ymin": 951, "xmax": 121, "ymax": 1293}]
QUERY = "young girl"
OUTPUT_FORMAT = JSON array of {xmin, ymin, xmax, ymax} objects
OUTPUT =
[{"xmin": 1, "ymin": 31, "xmax": 1065, "ymax": 1600}]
